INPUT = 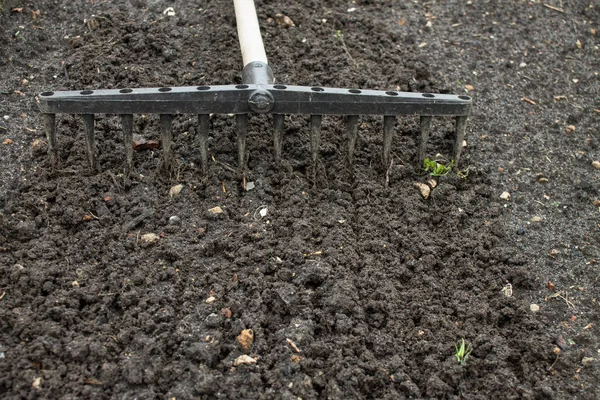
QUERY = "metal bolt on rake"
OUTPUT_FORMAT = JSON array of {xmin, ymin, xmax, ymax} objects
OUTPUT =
[{"xmin": 39, "ymin": 0, "xmax": 472, "ymax": 176}]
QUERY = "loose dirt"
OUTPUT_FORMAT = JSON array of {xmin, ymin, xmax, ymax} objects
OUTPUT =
[{"xmin": 0, "ymin": 1, "xmax": 599, "ymax": 399}]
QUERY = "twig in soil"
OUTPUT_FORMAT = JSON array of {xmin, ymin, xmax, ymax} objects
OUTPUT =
[
  {"xmin": 0, "ymin": 291, "xmax": 5, "ymax": 301},
  {"xmin": 286, "ymin": 338, "xmax": 302, "ymax": 353},
  {"xmin": 543, "ymin": 4, "xmax": 564, "ymax": 13},
  {"xmin": 521, "ymin": 97, "xmax": 536, "ymax": 105},
  {"xmin": 385, "ymin": 158, "xmax": 394, "ymax": 188},
  {"xmin": 545, "ymin": 290, "xmax": 575, "ymax": 308},
  {"xmin": 61, "ymin": 60, "xmax": 69, "ymax": 81},
  {"xmin": 547, "ymin": 354, "xmax": 560, "ymax": 371},
  {"xmin": 122, "ymin": 208, "xmax": 155, "ymax": 231},
  {"xmin": 334, "ymin": 30, "xmax": 359, "ymax": 69}
]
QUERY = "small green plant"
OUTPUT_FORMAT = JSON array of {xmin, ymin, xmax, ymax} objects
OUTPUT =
[
  {"xmin": 455, "ymin": 338, "xmax": 472, "ymax": 365},
  {"xmin": 423, "ymin": 158, "xmax": 454, "ymax": 177},
  {"xmin": 334, "ymin": 30, "xmax": 343, "ymax": 40}
]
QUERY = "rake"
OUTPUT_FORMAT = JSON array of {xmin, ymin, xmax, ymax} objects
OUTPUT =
[{"xmin": 39, "ymin": 0, "xmax": 472, "ymax": 177}]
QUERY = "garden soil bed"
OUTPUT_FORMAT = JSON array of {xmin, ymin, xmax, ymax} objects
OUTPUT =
[{"xmin": 0, "ymin": 0, "xmax": 599, "ymax": 398}]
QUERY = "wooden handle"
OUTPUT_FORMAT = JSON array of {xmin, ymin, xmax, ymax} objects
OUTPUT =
[{"xmin": 233, "ymin": 0, "xmax": 268, "ymax": 66}]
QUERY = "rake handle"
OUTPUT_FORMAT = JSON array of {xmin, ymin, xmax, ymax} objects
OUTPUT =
[{"xmin": 234, "ymin": 0, "xmax": 268, "ymax": 67}]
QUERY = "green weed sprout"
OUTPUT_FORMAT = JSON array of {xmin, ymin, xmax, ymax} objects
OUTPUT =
[
  {"xmin": 424, "ymin": 158, "xmax": 454, "ymax": 177},
  {"xmin": 334, "ymin": 30, "xmax": 343, "ymax": 40},
  {"xmin": 455, "ymin": 338, "xmax": 472, "ymax": 365}
]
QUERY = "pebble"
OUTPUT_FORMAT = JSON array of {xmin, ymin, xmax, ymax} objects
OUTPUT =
[
  {"xmin": 168, "ymin": 216, "xmax": 181, "ymax": 225},
  {"xmin": 565, "ymin": 125, "xmax": 576, "ymax": 134},
  {"xmin": 530, "ymin": 304, "xmax": 540, "ymax": 312},
  {"xmin": 414, "ymin": 182, "xmax": 430, "ymax": 199},
  {"xmin": 245, "ymin": 181, "xmax": 255, "ymax": 191},
  {"xmin": 141, "ymin": 233, "xmax": 160, "ymax": 244},
  {"xmin": 592, "ymin": 161, "xmax": 600, "ymax": 170},
  {"xmin": 530, "ymin": 216, "xmax": 543, "ymax": 222},
  {"xmin": 208, "ymin": 206, "xmax": 223, "ymax": 214},
  {"xmin": 517, "ymin": 227, "xmax": 526, "ymax": 236},
  {"xmin": 237, "ymin": 329, "xmax": 254, "ymax": 352},
  {"xmin": 233, "ymin": 355, "xmax": 257, "ymax": 366},
  {"xmin": 500, "ymin": 191, "xmax": 511, "ymax": 200},
  {"xmin": 582, "ymin": 357, "xmax": 594, "ymax": 366},
  {"xmin": 169, "ymin": 184, "xmax": 183, "ymax": 197}
]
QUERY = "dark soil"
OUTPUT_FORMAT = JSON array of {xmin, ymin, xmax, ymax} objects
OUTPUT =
[{"xmin": 1, "ymin": 0, "xmax": 599, "ymax": 399}]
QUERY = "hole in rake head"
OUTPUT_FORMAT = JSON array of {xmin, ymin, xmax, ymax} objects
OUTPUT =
[
  {"xmin": 197, "ymin": 86, "xmax": 210, "ymax": 90},
  {"xmin": 80, "ymin": 90, "xmax": 94, "ymax": 95},
  {"xmin": 236, "ymin": 84, "xmax": 249, "ymax": 89},
  {"xmin": 349, "ymin": 89, "xmax": 362, "ymax": 94},
  {"xmin": 311, "ymin": 87, "xmax": 325, "ymax": 92},
  {"xmin": 40, "ymin": 91, "xmax": 54, "ymax": 96},
  {"xmin": 458, "ymin": 95, "xmax": 472, "ymax": 101},
  {"xmin": 273, "ymin": 85, "xmax": 287, "ymax": 90},
  {"xmin": 158, "ymin": 87, "xmax": 172, "ymax": 92},
  {"xmin": 386, "ymin": 91, "xmax": 399, "ymax": 96},
  {"xmin": 422, "ymin": 93, "xmax": 435, "ymax": 98},
  {"xmin": 120, "ymin": 88, "xmax": 133, "ymax": 93}
]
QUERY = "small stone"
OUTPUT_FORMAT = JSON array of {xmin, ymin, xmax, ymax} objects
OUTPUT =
[
  {"xmin": 168, "ymin": 216, "xmax": 181, "ymax": 225},
  {"xmin": 32, "ymin": 377, "xmax": 42, "ymax": 390},
  {"xmin": 582, "ymin": 357, "xmax": 594, "ymax": 366},
  {"xmin": 245, "ymin": 181, "xmax": 255, "ymax": 191},
  {"xmin": 21, "ymin": 78, "xmax": 30, "ymax": 86},
  {"xmin": 593, "ymin": 199, "xmax": 600, "ymax": 207},
  {"xmin": 274, "ymin": 13, "xmax": 295, "ymax": 28},
  {"xmin": 500, "ymin": 191, "xmax": 510, "ymax": 200},
  {"xmin": 592, "ymin": 161, "xmax": 600, "ymax": 170},
  {"xmin": 565, "ymin": 125, "xmax": 576, "ymax": 134},
  {"xmin": 428, "ymin": 179, "xmax": 437, "ymax": 188},
  {"xmin": 205, "ymin": 296, "xmax": 216, "ymax": 304},
  {"xmin": 220, "ymin": 308, "xmax": 232, "ymax": 318},
  {"xmin": 530, "ymin": 304, "xmax": 540, "ymax": 312},
  {"xmin": 237, "ymin": 329, "xmax": 254, "ymax": 352},
  {"xmin": 414, "ymin": 182, "xmax": 430, "ymax": 199},
  {"xmin": 2, "ymin": 139, "xmax": 13, "ymax": 145},
  {"xmin": 208, "ymin": 206, "xmax": 223, "ymax": 214},
  {"xmin": 233, "ymin": 355, "xmax": 257, "ymax": 366},
  {"xmin": 517, "ymin": 227, "xmax": 526, "ymax": 236},
  {"xmin": 553, "ymin": 346, "xmax": 561, "ymax": 355},
  {"xmin": 531, "ymin": 216, "xmax": 543, "ymax": 222},
  {"xmin": 71, "ymin": 280, "xmax": 79, "ymax": 287},
  {"xmin": 140, "ymin": 233, "xmax": 160, "ymax": 244},
  {"xmin": 169, "ymin": 184, "xmax": 183, "ymax": 197}
]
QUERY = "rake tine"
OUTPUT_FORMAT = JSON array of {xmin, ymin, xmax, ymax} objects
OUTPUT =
[
  {"xmin": 346, "ymin": 115, "xmax": 359, "ymax": 165},
  {"xmin": 198, "ymin": 114, "xmax": 210, "ymax": 173},
  {"xmin": 310, "ymin": 115, "xmax": 322, "ymax": 183},
  {"xmin": 82, "ymin": 114, "xmax": 96, "ymax": 172},
  {"xmin": 43, "ymin": 113, "xmax": 58, "ymax": 166},
  {"xmin": 159, "ymin": 114, "xmax": 173, "ymax": 171},
  {"xmin": 418, "ymin": 116, "xmax": 432, "ymax": 166},
  {"xmin": 382, "ymin": 115, "xmax": 395, "ymax": 169},
  {"xmin": 273, "ymin": 114, "xmax": 284, "ymax": 163},
  {"xmin": 120, "ymin": 114, "xmax": 133, "ymax": 173},
  {"xmin": 454, "ymin": 116, "xmax": 468, "ymax": 167},
  {"xmin": 236, "ymin": 114, "xmax": 248, "ymax": 170}
]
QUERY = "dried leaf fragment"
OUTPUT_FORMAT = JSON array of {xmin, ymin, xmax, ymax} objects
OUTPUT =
[
  {"xmin": 233, "ymin": 355, "xmax": 257, "ymax": 366},
  {"xmin": 565, "ymin": 125, "xmax": 576, "ymax": 134},
  {"xmin": 237, "ymin": 329, "xmax": 254, "ymax": 352},
  {"xmin": 2, "ymin": 139, "xmax": 13, "ymax": 145}
]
